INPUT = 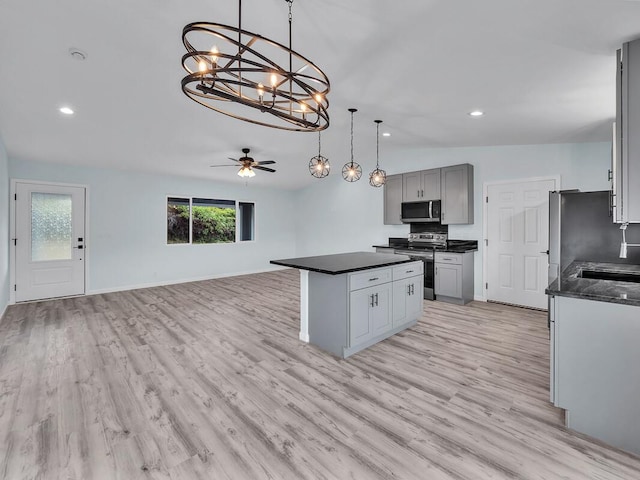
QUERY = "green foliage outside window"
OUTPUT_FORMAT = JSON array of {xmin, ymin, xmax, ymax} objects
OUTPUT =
[{"xmin": 192, "ymin": 205, "xmax": 236, "ymax": 243}]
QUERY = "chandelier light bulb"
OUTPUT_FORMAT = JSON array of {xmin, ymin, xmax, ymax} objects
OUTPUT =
[
  {"xmin": 270, "ymin": 73, "xmax": 278, "ymax": 87},
  {"xmin": 257, "ymin": 83, "xmax": 264, "ymax": 99},
  {"xmin": 199, "ymin": 60, "xmax": 207, "ymax": 73},
  {"xmin": 210, "ymin": 45, "xmax": 219, "ymax": 62}
]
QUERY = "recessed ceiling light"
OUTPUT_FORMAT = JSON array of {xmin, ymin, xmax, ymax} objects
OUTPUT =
[
  {"xmin": 468, "ymin": 110, "xmax": 484, "ymax": 117},
  {"xmin": 59, "ymin": 107, "xmax": 74, "ymax": 115},
  {"xmin": 382, "ymin": 132, "xmax": 391, "ymax": 137}
]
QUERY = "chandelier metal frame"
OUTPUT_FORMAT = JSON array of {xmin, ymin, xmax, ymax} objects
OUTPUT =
[
  {"xmin": 369, "ymin": 119, "xmax": 387, "ymax": 187},
  {"xmin": 181, "ymin": 0, "xmax": 330, "ymax": 132},
  {"xmin": 342, "ymin": 108, "xmax": 362, "ymax": 182}
]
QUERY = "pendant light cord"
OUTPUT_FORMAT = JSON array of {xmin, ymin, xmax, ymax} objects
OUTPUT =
[
  {"xmin": 350, "ymin": 110, "xmax": 355, "ymax": 167},
  {"xmin": 376, "ymin": 121, "xmax": 380, "ymax": 168},
  {"xmin": 318, "ymin": 131, "xmax": 322, "ymax": 157}
]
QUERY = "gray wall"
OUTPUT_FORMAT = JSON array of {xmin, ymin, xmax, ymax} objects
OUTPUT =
[
  {"xmin": 9, "ymin": 158, "xmax": 297, "ymax": 294},
  {"xmin": 0, "ymin": 137, "xmax": 8, "ymax": 317}
]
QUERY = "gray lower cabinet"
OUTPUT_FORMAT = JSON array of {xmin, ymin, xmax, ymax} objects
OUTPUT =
[
  {"xmin": 392, "ymin": 273, "xmax": 423, "ymax": 327},
  {"xmin": 383, "ymin": 174, "xmax": 403, "ymax": 225},
  {"xmin": 434, "ymin": 252, "xmax": 474, "ymax": 304},
  {"xmin": 441, "ymin": 163, "xmax": 474, "ymax": 225},
  {"xmin": 349, "ymin": 283, "xmax": 392, "ymax": 345},
  {"xmin": 550, "ymin": 295, "xmax": 640, "ymax": 456},
  {"xmin": 308, "ymin": 262, "xmax": 423, "ymax": 358}
]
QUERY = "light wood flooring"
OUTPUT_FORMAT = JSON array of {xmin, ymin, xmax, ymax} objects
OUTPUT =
[{"xmin": 1, "ymin": 268, "xmax": 640, "ymax": 479}]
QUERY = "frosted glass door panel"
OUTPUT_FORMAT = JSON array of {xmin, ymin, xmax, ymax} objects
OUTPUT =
[{"xmin": 31, "ymin": 193, "xmax": 73, "ymax": 261}]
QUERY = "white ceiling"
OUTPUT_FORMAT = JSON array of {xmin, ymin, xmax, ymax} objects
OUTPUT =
[{"xmin": 1, "ymin": 0, "xmax": 640, "ymax": 190}]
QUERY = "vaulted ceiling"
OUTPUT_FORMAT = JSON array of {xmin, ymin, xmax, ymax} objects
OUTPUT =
[{"xmin": 1, "ymin": 0, "xmax": 640, "ymax": 189}]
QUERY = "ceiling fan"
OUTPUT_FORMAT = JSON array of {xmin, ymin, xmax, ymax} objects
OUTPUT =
[{"xmin": 210, "ymin": 148, "xmax": 277, "ymax": 177}]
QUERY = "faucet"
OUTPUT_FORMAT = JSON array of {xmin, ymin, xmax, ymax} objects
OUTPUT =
[{"xmin": 619, "ymin": 222, "xmax": 640, "ymax": 258}]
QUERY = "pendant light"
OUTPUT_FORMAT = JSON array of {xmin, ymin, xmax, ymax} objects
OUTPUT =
[
  {"xmin": 181, "ymin": 0, "xmax": 330, "ymax": 132},
  {"xmin": 369, "ymin": 120, "xmax": 387, "ymax": 187},
  {"xmin": 309, "ymin": 131, "xmax": 330, "ymax": 178},
  {"xmin": 342, "ymin": 108, "xmax": 362, "ymax": 182}
]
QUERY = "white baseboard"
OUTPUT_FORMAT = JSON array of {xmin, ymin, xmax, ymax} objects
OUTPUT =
[
  {"xmin": 87, "ymin": 265, "xmax": 289, "ymax": 296},
  {"xmin": 474, "ymin": 294, "xmax": 487, "ymax": 302}
]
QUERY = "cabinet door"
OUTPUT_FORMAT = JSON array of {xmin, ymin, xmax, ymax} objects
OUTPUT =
[
  {"xmin": 421, "ymin": 169, "xmax": 441, "ymax": 200},
  {"xmin": 371, "ymin": 284, "xmax": 392, "ymax": 336},
  {"xmin": 406, "ymin": 275, "xmax": 424, "ymax": 321},
  {"xmin": 402, "ymin": 172, "xmax": 422, "ymax": 201},
  {"xmin": 383, "ymin": 174, "xmax": 403, "ymax": 225},
  {"xmin": 435, "ymin": 263, "xmax": 462, "ymax": 298},
  {"xmin": 349, "ymin": 288, "xmax": 374, "ymax": 346},
  {"xmin": 392, "ymin": 279, "xmax": 408, "ymax": 325},
  {"xmin": 441, "ymin": 164, "xmax": 474, "ymax": 225}
]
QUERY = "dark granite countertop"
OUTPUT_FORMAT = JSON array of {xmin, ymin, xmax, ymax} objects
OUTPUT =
[
  {"xmin": 546, "ymin": 261, "xmax": 640, "ymax": 307},
  {"xmin": 270, "ymin": 252, "xmax": 413, "ymax": 275},
  {"xmin": 373, "ymin": 240, "xmax": 478, "ymax": 254}
]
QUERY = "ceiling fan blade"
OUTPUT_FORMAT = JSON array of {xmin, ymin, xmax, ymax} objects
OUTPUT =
[
  {"xmin": 228, "ymin": 157, "xmax": 242, "ymax": 163},
  {"xmin": 253, "ymin": 166, "xmax": 276, "ymax": 173},
  {"xmin": 256, "ymin": 160, "xmax": 276, "ymax": 165},
  {"xmin": 209, "ymin": 164, "xmax": 236, "ymax": 168}
]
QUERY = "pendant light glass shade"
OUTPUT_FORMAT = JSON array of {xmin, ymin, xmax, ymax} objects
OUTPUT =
[
  {"xmin": 369, "ymin": 119, "xmax": 386, "ymax": 187},
  {"xmin": 309, "ymin": 131, "xmax": 330, "ymax": 178},
  {"xmin": 342, "ymin": 108, "xmax": 362, "ymax": 182}
]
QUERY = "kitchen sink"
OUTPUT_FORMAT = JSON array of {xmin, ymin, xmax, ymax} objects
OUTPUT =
[{"xmin": 579, "ymin": 269, "xmax": 640, "ymax": 283}]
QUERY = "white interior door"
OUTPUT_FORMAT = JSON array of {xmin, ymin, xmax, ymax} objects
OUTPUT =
[
  {"xmin": 15, "ymin": 182, "xmax": 86, "ymax": 302},
  {"xmin": 486, "ymin": 179, "xmax": 555, "ymax": 309}
]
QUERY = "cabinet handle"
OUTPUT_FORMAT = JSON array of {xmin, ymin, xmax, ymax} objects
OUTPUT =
[
  {"xmin": 442, "ymin": 257, "xmax": 454, "ymax": 261},
  {"xmin": 369, "ymin": 294, "xmax": 375, "ymax": 307},
  {"xmin": 369, "ymin": 277, "xmax": 379, "ymax": 282},
  {"xmin": 406, "ymin": 270, "xmax": 414, "ymax": 274},
  {"xmin": 608, "ymin": 169, "xmax": 613, "ymax": 181},
  {"xmin": 375, "ymin": 293, "xmax": 379, "ymax": 306},
  {"xmin": 411, "ymin": 284, "xmax": 415, "ymax": 295},
  {"xmin": 407, "ymin": 284, "xmax": 411, "ymax": 295}
]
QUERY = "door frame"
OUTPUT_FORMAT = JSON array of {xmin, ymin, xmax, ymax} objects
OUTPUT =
[
  {"xmin": 481, "ymin": 175, "xmax": 560, "ymax": 303},
  {"xmin": 9, "ymin": 179, "xmax": 90, "ymax": 305}
]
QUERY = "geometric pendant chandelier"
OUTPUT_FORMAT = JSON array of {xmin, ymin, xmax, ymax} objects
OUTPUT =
[
  {"xmin": 369, "ymin": 119, "xmax": 387, "ymax": 187},
  {"xmin": 309, "ymin": 131, "xmax": 330, "ymax": 178},
  {"xmin": 181, "ymin": 0, "xmax": 330, "ymax": 132},
  {"xmin": 342, "ymin": 108, "xmax": 362, "ymax": 182}
]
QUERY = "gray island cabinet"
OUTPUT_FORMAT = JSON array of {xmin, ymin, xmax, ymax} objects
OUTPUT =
[{"xmin": 271, "ymin": 252, "xmax": 423, "ymax": 358}]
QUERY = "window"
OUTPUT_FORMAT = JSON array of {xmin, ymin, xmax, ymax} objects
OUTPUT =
[
  {"xmin": 239, "ymin": 202, "xmax": 255, "ymax": 241},
  {"xmin": 167, "ymin": 197, "xmax": 190, "ymax": 244},
  {"xmin": 167, "ymin": 197, "xmax": 254, "ymax": 244}
]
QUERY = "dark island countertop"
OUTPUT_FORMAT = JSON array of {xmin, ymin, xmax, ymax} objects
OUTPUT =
[
  {"xmin": 546, "ymin": 261, "xmax": 640, "ymax": 307},
  {"xmin": 270, "ymin": 252, "xmax": 413, "ymax": 275}
]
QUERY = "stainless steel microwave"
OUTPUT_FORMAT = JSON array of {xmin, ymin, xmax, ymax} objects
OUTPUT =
[{"xmin": 401, "ymin": 200, "xmax": 441, "ymax": 223}]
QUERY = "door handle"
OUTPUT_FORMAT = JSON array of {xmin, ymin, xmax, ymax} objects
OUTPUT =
[
  {"xmin": 540, "ymin": 250, "xmax": 549, "ymax": 255},
  {"xmin": 73, "ymin": 245, "xmax": 84, "ymax": 249}
]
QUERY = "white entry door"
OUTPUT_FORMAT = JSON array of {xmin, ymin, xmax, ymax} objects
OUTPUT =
[
  {"xmin": 15, "ymin": 182, "xmax": 86, "ymax": 302},
  {"xmin": 486, "ymin": 179, "xmax": 555, "ymax": 309}
]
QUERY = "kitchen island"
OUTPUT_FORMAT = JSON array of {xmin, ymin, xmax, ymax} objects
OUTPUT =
[
  {"xmin": 546, "ymin": 261, "xmax": 640, "ymax": 455},
  {"xmin": 271, "ymin": 252, "xmax": 424, "ymax": 358}
]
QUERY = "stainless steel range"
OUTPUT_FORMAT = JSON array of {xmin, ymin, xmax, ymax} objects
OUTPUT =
[{"xmin": 394, "ymin": 233, "xmax": 448, "ymax": 300}]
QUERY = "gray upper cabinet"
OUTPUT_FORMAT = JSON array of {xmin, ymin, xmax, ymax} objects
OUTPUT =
[
  {"xmin": 402, "ymin": 168, "xmax": 441, "ymax": 202},
  {"xmin": 614, "ymin": 38, "xmax": 640, "ymax": 223},
  {"xmin": 441, "ymin": 164, "xmax": 474, "ymax": 225},
  {"xmin": 383, "ymin": 174, "xmax": 403, "ymax": 225}
]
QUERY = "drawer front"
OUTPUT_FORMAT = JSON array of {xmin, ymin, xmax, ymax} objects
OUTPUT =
[
  {"xmin": 435, "ymin": 252, "xmax": 462, "ymax": 265},
  {"xmin": 349, "ymin": 267, "xmax": 392, "ymax": 291},
  {"xmin": 392, "ymin": 261, "xmax": 424, "ymax": 281}
]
